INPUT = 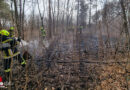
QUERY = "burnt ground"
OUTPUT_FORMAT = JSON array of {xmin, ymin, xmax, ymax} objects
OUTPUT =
[
  {"xmin": 10, "ymin": 50, "xmax": 129, "ymax": 90},
  {"xmin": 0, "ymin": 33, "xmax": 130, "ymax": 90}
]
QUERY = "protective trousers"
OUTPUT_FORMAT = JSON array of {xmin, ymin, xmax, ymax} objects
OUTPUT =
[{"xmin": 3, "ymin": 47, "xmax": 26, "ymax": 73}]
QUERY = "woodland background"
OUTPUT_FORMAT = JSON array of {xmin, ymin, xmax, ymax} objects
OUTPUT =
[{"xmin": 0, "ymin": 0, "xmax": 130, "ymax": 89}]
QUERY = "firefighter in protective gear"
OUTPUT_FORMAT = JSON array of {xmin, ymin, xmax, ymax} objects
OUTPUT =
[
  {"xmin": 40, "ymin": 27, "xmax": 46, "ymax": 39},
  {"xmin": 9, "ymin": 27, "xmax": 21, "ymax": 42},
  {"xmin": 8, "ymin": 27, "xmax": 15, "ymax": 37},
  {"xmin": 0, "ymin": 29, "xmax": 26, "ymax": 75},
  {"xmin": 0, "ymin": 76, "xmax": 6, "ymax": 88}
]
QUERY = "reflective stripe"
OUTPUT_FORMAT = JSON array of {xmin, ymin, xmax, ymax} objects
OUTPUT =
[
  {"xmin": 13, "ymin": 52, "xmax": 20, "ymax": 57},
  {"xmin": 4, "ymin": 69, "xmax": 10, "ymax": 72},
  {"xmin": 41, "ymin": 29, "xmax": 46, "ymax": 36},
  {"xmin": 2, "ymin": 39, "xmax": 13, "ymax": 43},
  {"xmin": 3, "ymin": 52, "xmax": 20, "ymax": 59},
  {"xmin": 0, "ymin": 43, "xmax": 11, "ymax": 48},
  {"xmin": 3, "ymin": 49, "xmax": 20, "ymax": 59},
  {"xmin": 21, "ymin": 60, "xmax": 26, "ymax": 65},
  {"xmin": 10, "ymin": 35, "xmax": 15, "ymax": 37},
  {"xmin": 10, "ymin": 27, "xmax": 14, "ymax": 30},
  {"xmin": 3, "ymin": 56, "xmax": 12, "ymax": 59},
  {"xmin": 21, "ymin": 57, "xmax": 26, "ymax": 65},
  {"xmin": 8, "ymin": 49, "xmax": 13, "ymax": 56}
]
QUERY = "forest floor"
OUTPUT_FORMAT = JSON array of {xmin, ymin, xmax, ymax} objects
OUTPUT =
[
  {"xmin": 10, "ymin": 51, "xmax": 130, "ymax": 90},
  {"xmin": 1, "ymin": 31, "xmax": 130, "ymax": 90},
  {"xmin": 9, "ymin": 35, "xmax": 130, "ymax": 90}
]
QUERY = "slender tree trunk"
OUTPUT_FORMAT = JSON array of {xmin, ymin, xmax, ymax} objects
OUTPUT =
[
  {"xmin": 66, "ymin": 0, "xmax": 70, "ymax": 30},
  {"xmin": 20, "ymin": 0, "xmax": 22, "ymax": 35},
  {"xmin": 10, "ymin": 0, "xmax": 15, "ymax": 26},
  {"xmin": 31, "ymin": 0, "xmax": 35, "ymax": 39},
  {"xmin": 120, "ymin": 1, "xmax": 130, "ymax": 90},
  {"xmin": 120, "ymin": 0, "xmax": 129, "ymax": 50},
  {"xmin": 52, "ymin": 1, "xmax": 56, "ymax": 35},
  {"xmin": 14, "ymin": 0, "xmax": 21, "ymax": 37},
  {"xmin": 0, "ymin": 22, "xmax": 2, "ymax": 29},
  {"xmin": 57, "ymin": 0, "xmax": 59, "ymax": 30},
  {"xmin": 22, "ymin": 0, "xmax": 26, "ymax": 39},
  {"xmin": 89, "ymin": 0, "xmax": 92, "ymax": 27},
  {"xmin": 37, "ymin": 0, "xmax": 44, "ymax": 29},
  {"xmin": 98, "ymin": 21, "xmax": 104, "ymax": 60},
  {"xmin": 48, "ymin": 0, "xmax": 52, "ymax": 39}
]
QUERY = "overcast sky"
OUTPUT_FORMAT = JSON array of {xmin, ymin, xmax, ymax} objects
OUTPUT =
[
  {"xmin": 22, "ymin": 0, "xmax": 105, "ymax": 16},
  {"xmin": 7, "ymin": 0, "xmax": 118, "ymax": 20}
]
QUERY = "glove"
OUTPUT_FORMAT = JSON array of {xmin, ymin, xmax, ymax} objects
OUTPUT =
[{"xmin": 17, "ymin": 37, "xmax": 21, "ymax": 42}]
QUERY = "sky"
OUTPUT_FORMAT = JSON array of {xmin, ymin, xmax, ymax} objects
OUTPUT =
[
  {"xmin": 6, "ymin": 0, "xmax": 118, "ymax": 21},
  {"xmin": 22, "ymin": 0, "xmax": 106, "ymax": 16}
]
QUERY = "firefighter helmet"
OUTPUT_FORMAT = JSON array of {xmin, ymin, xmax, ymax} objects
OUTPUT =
[{"xmin": 0, "ymin": 30, "xmax": 10, "ymax": 36}]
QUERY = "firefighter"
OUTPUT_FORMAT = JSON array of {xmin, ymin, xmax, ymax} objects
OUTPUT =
[
  {"xmin": 0, "ymin": 29, "xmax": 26, "ymax": 78},
  {"xmin": 8, "ymin": 27, "xmax": 15, "ymax": 37},
  {"xmin": 0, "ymin": 76, "xmax": 6, "ymax": 88},
  {"xmin": 40, "ymin": 27, "xmax": 46, "ymax": 39}
]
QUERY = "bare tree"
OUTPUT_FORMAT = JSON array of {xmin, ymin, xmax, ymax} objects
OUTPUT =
[
  {"xmin": 13, "ymin": 0, "xmax": 21, "ymax": 37},
  {"xmin": 89, "ymin": 0, "xmax": 92, "ymax": 27},
  {"xmin": 79, "ymin": 0, "xmax": 88, "ymax": 28},
  {"xmin": 48, "ymin": 0, "xmax": 52, "ymax": 39},
  {"xmin": 120, "ymin": 0, "xmax": 129, "ymax": 50}
]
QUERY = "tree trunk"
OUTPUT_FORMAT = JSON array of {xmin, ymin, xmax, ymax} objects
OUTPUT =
[
  {"xmin": 22, "ymin": 0, "xmax": 26, "ymax": 40},
  {"xmin": 14, "ymin": 0, "xmax": 21, "ymax": 37},
  {"xmin": 120, "ymin": 0, "xmax": 129, "ymax": 50},
  {"xmin": 48, "ymin": 0, "xmax": 52, "ymax": 39}
]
